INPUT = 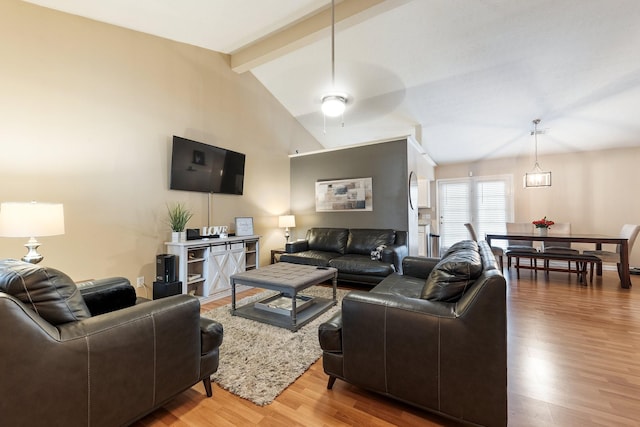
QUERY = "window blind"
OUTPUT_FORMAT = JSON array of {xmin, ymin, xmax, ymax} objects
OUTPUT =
[{"xmin": 438, "ymin": 175, "xmax": 513, "ymax": 252}]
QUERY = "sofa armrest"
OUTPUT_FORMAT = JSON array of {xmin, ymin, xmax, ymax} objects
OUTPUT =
[
  {"xmin": 402, "ymin": 256, "xmax": 440, "ymax": 278},
  {"xmin": 285, "ymin": 240, "xmax": 309, "ymax": 253},
  {"xmin": 381, "ymin": 243, "xmax": 408, "ymax": 273},
  {"xmin": 200, "ymin": 317, "xmax": 223, "ymax": 353},
  {"xmin": 76, "ymin": 277, "xmax": 137, "ymax": 316},
  {"xmin": 318, "ymin": 310, "xmax": 343, "ymax": 353},
  {"xmin": 343, "ymin": 290, "xmax": 455, "ymax": 318}
]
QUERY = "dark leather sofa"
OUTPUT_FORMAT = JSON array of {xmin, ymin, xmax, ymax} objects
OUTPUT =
[
  {"xmin": 280, "ymin": 227, "xmax": 408, "ymax": 286},
  {"xmin": 318, "ymin": 240, "xmax": 507, "ymax": 427},
  {"xmin": 0, "ymin": 259, "xmax": 223, "ymax": 427}
]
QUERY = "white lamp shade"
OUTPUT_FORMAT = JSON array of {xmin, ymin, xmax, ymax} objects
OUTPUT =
[
  {"xmin": 0, "ymin": 202, "xmax": 65, "ymax": 237},
  {"xmin": 278, "ymin": 215, "xmax": 296, "ymax": 228},
  {"xmin": 321, "ymin": 95, "xmax": 346, "ymax": 117}
]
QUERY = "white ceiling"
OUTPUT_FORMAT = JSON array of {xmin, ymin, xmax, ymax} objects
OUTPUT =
[{"xmin": 24, "ymin": 0, "xmax": 640, "ymax": 164}]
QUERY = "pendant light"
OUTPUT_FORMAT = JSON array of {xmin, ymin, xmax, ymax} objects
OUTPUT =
[
  {"xmin": 322, "ymin": 0, "xmax": 347, "ymax": 128},
  {"xmin": 321, "ymin": 94, "xmax": 346, "ymax": 117},
  {"xmin": 523, "ymin": 118, "xmax": 552, "ymax": 188}
]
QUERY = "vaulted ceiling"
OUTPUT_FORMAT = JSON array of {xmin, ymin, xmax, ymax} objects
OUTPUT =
[{"xmin": 24, "ymin": 0, "xmax": 640, "ymax": 164}]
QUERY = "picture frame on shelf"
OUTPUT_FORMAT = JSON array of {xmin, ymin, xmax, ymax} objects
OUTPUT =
[{"xmin": 235, "ymin": 217, "xmax": 254, "ymax": 236}]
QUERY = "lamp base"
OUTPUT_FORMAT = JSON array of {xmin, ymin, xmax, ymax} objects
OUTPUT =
[
  {"xmin": 22, "ymin": 237, "xmax": 44, "ymax": 264},
  {"xmin": 284, "ymin": 228, "xmax": 290, "ymax": 243}
]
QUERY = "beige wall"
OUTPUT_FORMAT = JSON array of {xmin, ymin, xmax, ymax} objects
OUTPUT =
[
  {"xmin": 435, "ymin": 146, "xmax": 640, "ymax": 266},
  {"xmin": 0, "ymin": 1, "xmax": 322, "ymax": 291}
]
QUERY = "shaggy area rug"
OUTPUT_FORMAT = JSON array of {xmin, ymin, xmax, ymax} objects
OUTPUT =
[{"xmin": 202, "ymin": 285, "xmax": 349, "ymax": 406}]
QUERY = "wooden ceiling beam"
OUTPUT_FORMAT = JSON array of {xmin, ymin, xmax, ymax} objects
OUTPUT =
[{"xmin": 230, "ymin": 0, "xmax": 412, "ymax": 73}]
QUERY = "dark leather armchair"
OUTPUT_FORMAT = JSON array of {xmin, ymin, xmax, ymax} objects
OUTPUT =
[
  {"xmin": 0, "ymin": 259, "xmax": 223, "ymax": 427},
  {"xmin": 319, "ymin": 241, "xmax": 507, "ymax": 427}
]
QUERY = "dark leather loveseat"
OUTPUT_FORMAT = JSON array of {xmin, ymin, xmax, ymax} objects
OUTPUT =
[
  {"xmin": 318, "ymin": 240, "xmax": 507, "ymax": 427},
  {"xmin": 0, "ymin": 259, "xmax": 223, "ymax": 427},
  {"xmin": 280, "ymin": 227, "xmax": 408, "ymax": 286}
]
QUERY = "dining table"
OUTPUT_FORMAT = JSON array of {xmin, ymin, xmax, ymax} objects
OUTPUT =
[{"xmin": 485, "ymin": 232, "xmax": 632, "ymax": 289}]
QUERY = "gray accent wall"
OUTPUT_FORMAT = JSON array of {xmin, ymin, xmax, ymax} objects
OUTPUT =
[{"xmin": 289, "ymin": 139, "xmax": 409, "ymax": 240}]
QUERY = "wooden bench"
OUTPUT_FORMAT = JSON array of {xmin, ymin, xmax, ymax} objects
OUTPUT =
[{"xmin": 505, "ymin": 250, "xmax": 602, "ymax": 283}]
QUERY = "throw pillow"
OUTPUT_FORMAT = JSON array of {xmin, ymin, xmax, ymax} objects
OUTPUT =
[
  {"xmin": 0, "ymin": 259, "xmax": 92, "ymax": 325},
  {"xmin": 421, "ymin": 249, "xmax": 482, "ymax": 302}
]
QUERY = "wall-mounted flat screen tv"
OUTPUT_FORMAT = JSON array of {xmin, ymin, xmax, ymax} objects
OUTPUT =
[{"xmin": 170, "ymin": 136, "xmax": 245, "ymax": 195}]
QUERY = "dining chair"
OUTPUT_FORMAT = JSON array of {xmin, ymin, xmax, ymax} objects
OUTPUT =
[
  {"xmin": 542, "ymin": 223, "xmax": 579, "ymax": 276},
  {"xmin": 505, "ymin": 222, "xmax": 538, "ymax": 275},
  {"xmin": 464, "ymin": 223, "xmax": 503, "ymax": 270},
  {"xmin": 583, "ymin": 224, "xmax": 640, "ymax": 281}
]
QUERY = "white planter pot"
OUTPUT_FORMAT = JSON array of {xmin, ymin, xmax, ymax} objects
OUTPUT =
[
  {"xmin": 536, "ymin": 227, "xmax": 548, "ymax": 237},
  {"xmin": 171, "ymin": 231, "xmax": 180, "ymax": 242}
]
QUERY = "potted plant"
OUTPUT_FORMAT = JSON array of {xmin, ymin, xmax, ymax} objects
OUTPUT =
[{"xmin": 167, "ymin": 202, "xmax": 193, "ymax": 242}]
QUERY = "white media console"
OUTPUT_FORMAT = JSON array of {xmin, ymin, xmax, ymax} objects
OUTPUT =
[{"xmin": 165, "ymin": 235, "xmax": 260, "ymax": 302}]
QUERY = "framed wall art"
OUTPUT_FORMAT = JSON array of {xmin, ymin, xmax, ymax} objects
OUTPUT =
[
  {"xmin": 315, "ymin": 177, "xmax": 373, "ymax": 212},
  {"xmin": 234, "ymin": 217, "xmax": 254, "ymax": 236}
]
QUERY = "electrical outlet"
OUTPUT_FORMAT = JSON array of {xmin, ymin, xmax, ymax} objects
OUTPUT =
[{"xmin": 136, "ymin": 276, "xmax": 144, "ymax": 288}]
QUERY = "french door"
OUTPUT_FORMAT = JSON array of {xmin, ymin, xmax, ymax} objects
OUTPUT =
[{"xmin": 437, "ymin": 175, "xmax": 513, "ymax": 253}]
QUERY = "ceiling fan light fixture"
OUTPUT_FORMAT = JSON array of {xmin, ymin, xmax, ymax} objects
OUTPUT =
[
  {"xmin": 321, "ymin": 94, "xmax": 346, "ymax": 117},
  {"xmin": 320, "ymin": 0, "xmax": 351, "ymax": 123}
]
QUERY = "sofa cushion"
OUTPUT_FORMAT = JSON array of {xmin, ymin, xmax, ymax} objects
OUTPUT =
[
  {"xmin": 329, "ymin": 254, "xmax": 395, "ymax": 277},
  {"xmin": 346, "ymin": 229, "xmax": 396, "ymax": 255},
  {"xmin": 307, "ymin": 228, "xmax": 349, "ymax": 254},
  {"xmin": 0, "ymin": 259, "xmax": 91, "ymax": 325},
  {"xmin": 421, "ymin": 248, "xmax": 482, "ymax": 302},
  {"xmin": 371, "ymin": 272, "xmax": 425, "ymax": 298},
  {"xmin": 279, "ymin": 250, "xmax": 337, "ymax": 267}
]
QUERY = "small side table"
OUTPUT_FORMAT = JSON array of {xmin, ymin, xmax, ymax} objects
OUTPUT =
[{"xmin": 270, "ymin": 248, "xmax": 286, "ymax": 264}]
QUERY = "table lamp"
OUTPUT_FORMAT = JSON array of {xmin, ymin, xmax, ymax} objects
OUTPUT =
[
  {"xmin": 0, "ymin": 201, "xmax": 65, "ymax": 264},
  {"xmin": 278, "ymin": 215, "xmax": 296, "ymax": 243}
]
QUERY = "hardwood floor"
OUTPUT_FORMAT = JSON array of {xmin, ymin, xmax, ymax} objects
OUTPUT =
[{"xmin": 134, "ymin": 269, "xmax": 640, "ymax": 426}]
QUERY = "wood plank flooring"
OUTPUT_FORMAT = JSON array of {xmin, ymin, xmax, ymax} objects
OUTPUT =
[{"xmin": 134, "ymin": 269, "xmax": 640, "ymax": 426}]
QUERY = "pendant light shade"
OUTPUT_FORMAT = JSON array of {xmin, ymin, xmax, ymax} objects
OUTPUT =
[
  {"xmin": 524, "ymin": 166, "xmax": 552, "ymax": 187},
  {"xmin": 524, "ymin": 119, "xmax": 552, "ymax": 188},
  {"xmin": 321, "ymin": 95, "xmax": 346, "ymax": 117}
]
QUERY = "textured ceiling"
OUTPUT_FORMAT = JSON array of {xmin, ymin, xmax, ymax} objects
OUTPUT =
[{"xmin": 24, "ymin": 0, "xmax": 640, "ymax": 164}]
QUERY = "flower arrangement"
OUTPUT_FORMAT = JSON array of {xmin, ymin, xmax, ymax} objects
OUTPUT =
[{"xmin": 532, "ymin": 216, "xmax": 554, "ymax": 229}]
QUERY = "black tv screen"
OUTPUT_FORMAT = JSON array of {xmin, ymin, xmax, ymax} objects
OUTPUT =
[{"xmin": 170, "ymin": 136, "xmax": 245, "ymax": 195}]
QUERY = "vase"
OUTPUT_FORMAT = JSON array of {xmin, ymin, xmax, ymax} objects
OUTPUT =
[
  {"xmin": 179, "ymin": 231, "xmax": 187, "ymax": 242},
  {"xmin": 171, "ymin": 231, "xmax": 180, "ymax": 243},
  {"xmin": 536, "ymin": 227, "xmax": 548, "ymax": 237}
]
